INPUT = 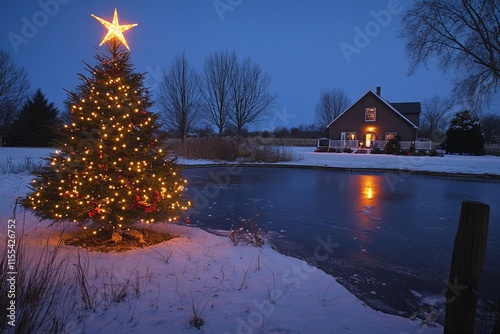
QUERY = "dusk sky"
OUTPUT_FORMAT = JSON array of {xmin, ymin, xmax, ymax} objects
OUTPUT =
[{"xmin": 2, "ymin": 0, "xmax": 494, "ymax": 130}]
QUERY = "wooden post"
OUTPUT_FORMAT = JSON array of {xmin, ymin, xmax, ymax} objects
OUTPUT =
[
  {"xmin": 493, "ymin": 301, "xmax": 500, "ymax": 334},
  {"xmin": 444, "ymin": 201, "xmax": 490, "ymax": 333}
]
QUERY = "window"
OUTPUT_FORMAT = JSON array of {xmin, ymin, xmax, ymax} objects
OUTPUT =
[
  {"xmin": 385, "ymin": 132, "xmax": 397, "ymax": 141},
  {"xmin": 341, "ymin": 132, "xmax": 357, "ymax": 141},
  {"xmin": 365, "ymin": 108, "xmax": 376, "ymax": 121}
]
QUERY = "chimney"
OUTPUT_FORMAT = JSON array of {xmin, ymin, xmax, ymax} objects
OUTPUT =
[{"xmin": 376, "ymin": 86, "xmax": 381, "ymax": 96}]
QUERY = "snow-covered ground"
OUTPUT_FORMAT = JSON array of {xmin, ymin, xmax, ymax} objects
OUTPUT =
[
  {"xmin": 4, "ymin": 146, "xmax": 497, "ymax": 333},
  {"xmin": 287, "ymin": 147, "xmax": 500, "ymax": 176}
]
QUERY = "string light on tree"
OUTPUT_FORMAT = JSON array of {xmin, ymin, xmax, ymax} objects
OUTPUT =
[{"xmin": 23, "ymin": 9, "xmax": 190, "ymax": 237}]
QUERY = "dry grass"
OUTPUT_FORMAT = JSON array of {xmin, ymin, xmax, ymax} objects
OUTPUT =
[
  {"xmin": 0, "ymin": 157, "xmax": 43, "ymax": 174},
  {"xmin": 164, "ymin": 137, "xmax": 298, "ymax": 163},
  {"xmin": 0, "ymin": 235, "xmax": 78, "ymax": 334}
]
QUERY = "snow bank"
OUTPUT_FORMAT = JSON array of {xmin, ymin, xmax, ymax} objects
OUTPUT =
[{"xmin": 286, "ymin": 147, "xmax": 500, "ymax": 176}]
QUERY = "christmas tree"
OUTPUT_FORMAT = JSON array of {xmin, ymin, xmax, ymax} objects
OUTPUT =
[{"xmin": 24, "ymin": 9, "xmax": 189, "ymax": 234}]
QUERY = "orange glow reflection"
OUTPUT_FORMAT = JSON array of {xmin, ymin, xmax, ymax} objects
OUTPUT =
[
  {"xmin": 367, "ymin": 186, "xmax": 373, "ymax": 199},
  {"xmin": 361, "ymin": 175, "xmax": 376, "ymax": 202},
  {"xmin": 350, "ymin": 175, "xmax": 382, "ymax": 256}
]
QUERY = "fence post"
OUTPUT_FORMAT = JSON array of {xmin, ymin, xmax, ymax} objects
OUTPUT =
[
  {"xmin": 493, "ymin": 301, "xmax": 499, "ymax": 334},
  {"xmin": 444, "ymin": 201, "xmax": 490, "ymax": 333}
]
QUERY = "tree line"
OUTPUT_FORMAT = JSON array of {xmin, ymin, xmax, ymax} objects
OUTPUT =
[{"xmin": 159, "ymin": 50, "xmax": 276, "ymax": 142}]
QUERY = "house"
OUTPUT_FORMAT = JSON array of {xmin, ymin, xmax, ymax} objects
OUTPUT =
[{"xmin": 324, "ymin": 87, "xmax": 430, "ymax": 151}]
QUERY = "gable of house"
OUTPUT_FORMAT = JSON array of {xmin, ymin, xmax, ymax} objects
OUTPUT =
[{"xmin": 327, "ymin": 91, "xmax": 419, "ymax": 144}]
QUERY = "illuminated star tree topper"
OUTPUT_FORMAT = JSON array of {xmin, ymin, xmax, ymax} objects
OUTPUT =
[{"xmin": 91, "ymin": 8, "xmax": 138, "ymax": 51}]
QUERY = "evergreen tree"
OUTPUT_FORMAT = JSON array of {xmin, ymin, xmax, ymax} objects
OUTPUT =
[
  {"xmin": 8, "ymin": 89, "xmax": 60, "ymax": 147},
  {"xmin": 24, "ymin": 45, "xmax": 189, "ymax": 233},
  {"xmin": 444, "ymin": 110, "xmax": 484, "ymax": 155}
]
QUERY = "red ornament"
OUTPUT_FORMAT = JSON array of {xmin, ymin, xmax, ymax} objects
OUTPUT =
[
  {"xmin": 153, "ymin": 190, "xmax": 161, "ymax": 200},
  {"xmin": 145, "ymin": 205, "xmax": 157, "ymax": 213}
]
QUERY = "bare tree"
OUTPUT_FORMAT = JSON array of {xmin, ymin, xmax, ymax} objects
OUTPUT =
[
  {"xmin": 314, "ymin": 88, "xmax": 351, "ymax": 129},
  {"xmin": 201, "ymin": 50, "xmax": 236, "ymax": 137},
  {"xmin": 0, "ymin": 50, "xmax": 30, "ymax": 138},
  {"xmin": 400, "ymin": 0, "xmax": 500, "ymax": 107},
  {"xmin": 420, "ymin": 95, "xmax": 455, "ymax": 142},
  {"xmin": 158, "ymin": 52, "xmax": 200, "ymax": 143},
  {"xmin": 480, "ymin": 113, "xmax": 500, "ymax": 143},
  {"xmin": 230, "ymin": 57, "xmax": 277, "ymax": 136}
]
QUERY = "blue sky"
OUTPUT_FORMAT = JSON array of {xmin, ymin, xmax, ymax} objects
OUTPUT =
[{"xmin": 1, "ymin": 0, "xmax": 485, "ymax": 130}]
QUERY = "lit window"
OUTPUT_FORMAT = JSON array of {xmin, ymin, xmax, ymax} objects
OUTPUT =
[
  {"xmin": 385, "ymin": 132, "xmax": 397, "ymax": 140},
  {"xmin": 365, "ymin": 108, "xmax": 376, "ymax": 121},
  {"xmin": 341, "ymin": 132, "xmax": 357, "ymax": 141}
]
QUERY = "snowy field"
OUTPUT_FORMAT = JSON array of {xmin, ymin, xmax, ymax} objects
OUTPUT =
[
  {"xmin": 285, "ymin": 147, "xmax": 500, "ymax": 176},
  {"xmin": 3, "ymin": 146, "xmax": 498, "ymax": 333}
]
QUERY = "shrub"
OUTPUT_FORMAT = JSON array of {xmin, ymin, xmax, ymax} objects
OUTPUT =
[
  {"xmin": 229, "ymin": 218, "xmax": 264, "ymax": 247},
  {"xmin": 315, "ymin": 146, "xmax": 328, "ymax": 152},
  {"xmin": 384, "ymin": 136, "xmax": 401, "ymax": 155},
  {"xmin": 371, "ymin": 147, "xmax": 383, "ymax": 154},
  {"xmin": 343, "ymin": 148, "xmax": 353, "ymax": 153},
  {"xmin": 428, "ymin": 148, "xmax": 443, "ymax": 157},
  {"xmin": 415, "ymin": 149, "xmax": 427, "ymax": 156},
  {"xmin": 409, "ymin": 142, "xmax": 416, "ymax": 154},
  {"xmin": 327, "ymin": 147, "xmax": 337, "ymax": 153}
]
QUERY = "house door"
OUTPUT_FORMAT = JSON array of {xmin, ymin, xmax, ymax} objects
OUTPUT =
[{"xmin": 365, "ymin": 133, "xmax": 372, "ymax": 148}]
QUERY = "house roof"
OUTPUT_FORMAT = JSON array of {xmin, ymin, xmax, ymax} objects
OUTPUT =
[
  {"xmin": 389, "ymin": 102, "xmax": 421, "ymax": 115},
  {"xmin": 326, "ymin": 90, "xmax": 419, "ymax": 129}
]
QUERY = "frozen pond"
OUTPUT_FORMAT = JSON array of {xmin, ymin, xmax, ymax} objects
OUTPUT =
[{"xmin": 183, "ymin": 166, "xmax": 500, "ymax": 316}]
